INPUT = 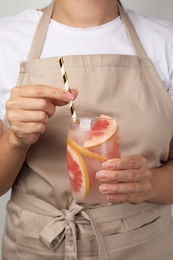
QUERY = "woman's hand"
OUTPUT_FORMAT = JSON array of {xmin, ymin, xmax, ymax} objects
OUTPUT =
[
  {"xmin": 6, "ymin": 84, "xmax": 78, "ymax": 147},
  {"xmin": 96, "ymin": 155, "xmax": 155, "ymax": 204}
]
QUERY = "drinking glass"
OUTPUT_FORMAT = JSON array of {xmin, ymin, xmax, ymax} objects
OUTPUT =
[{"xmin": 66, "ymin": 115, "xmax": 121, "ymax": 208}]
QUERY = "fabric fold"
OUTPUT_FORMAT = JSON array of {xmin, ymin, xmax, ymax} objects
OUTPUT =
[{"xmin": 12, "ymin": 188, "xmax": 110, "ymax": 260}]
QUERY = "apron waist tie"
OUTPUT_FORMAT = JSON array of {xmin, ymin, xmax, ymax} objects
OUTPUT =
[{"xmin": 11, "ymin": 188, "xmax": 110, "ymax": 260}]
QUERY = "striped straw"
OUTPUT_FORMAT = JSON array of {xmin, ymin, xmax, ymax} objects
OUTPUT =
[{"xmin": 58, "ymin": 57, "xmax": 78, "ymax": 124}]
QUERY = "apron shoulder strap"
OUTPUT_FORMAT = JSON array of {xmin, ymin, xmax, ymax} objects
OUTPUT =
[
  {"xmin": 27, "ymin": 0, "xmax": 55, "ymax": 61},
  {"xmin": 118, "ymin": 4, "xmax": 148, "ymax": 58}
]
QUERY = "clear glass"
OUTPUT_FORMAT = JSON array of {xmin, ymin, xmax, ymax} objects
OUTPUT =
[{"xmin": 66, "ymin": 116, "xmax": 121, "ymax": 208}]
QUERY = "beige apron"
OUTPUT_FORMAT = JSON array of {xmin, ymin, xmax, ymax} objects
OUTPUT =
[{"xmin": 2, "ymin": 1, "xmax": 173, "ymax": 259}]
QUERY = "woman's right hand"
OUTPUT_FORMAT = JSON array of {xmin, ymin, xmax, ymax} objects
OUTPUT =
[{"xmin": 6, "ymin": 84, "xmax": 78, "ymax": 147}]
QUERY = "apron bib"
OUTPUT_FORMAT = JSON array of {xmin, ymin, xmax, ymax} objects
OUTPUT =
[{"xmin": 2, "ymin": 1, "xmax": 173, "ymax": 259}]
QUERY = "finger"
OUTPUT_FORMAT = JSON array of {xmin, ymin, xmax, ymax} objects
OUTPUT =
[
  {"xmin": 105, "ymin": 190, "xmax": 155, "ymax": 204},
  {"xmin": 68, "ymin": 88, "xmax": 78, "ymax": 98},
  {"xmin": 8, "ymin": 110, "xmax": 49, "ymax": 123},
  {"xmin": 6, "ymin": 98, "xmax": 56, "ymax": 118},
  {"xmin": 99, "ymin": 180, "xmax": 152, "ymax": 195},
  {"xmin": 51, "ymin": 89, "xmax": 78, "ymax": 106},
  {"xmin": 102, "ymin": 155, "xmax": 146, "ymax": 170},
  {"xmin": 11, "ymin": 85, "xmax": 77, "ymax": 102},
  {"xmin": 96, "ymin": 169, "xmax": 151, "ymax": 182},
  {"xmin": 105, "ymin": 194, "xmax": 146, "ymax": 204}
]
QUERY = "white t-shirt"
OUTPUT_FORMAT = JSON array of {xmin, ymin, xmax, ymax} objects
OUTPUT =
[{"xmin": 0, "ymin": 8, "xmax": 173, "ymax": 120}]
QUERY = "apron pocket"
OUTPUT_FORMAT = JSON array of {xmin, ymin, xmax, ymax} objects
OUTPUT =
[{"xmin": 103, "ymin": 214, "xmax": 173, "ymax": 260}]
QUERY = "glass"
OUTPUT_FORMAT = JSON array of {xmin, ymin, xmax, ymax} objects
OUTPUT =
[{"xmin": 66, "ymin": 116, "xmax": 121, "ymax": 208}]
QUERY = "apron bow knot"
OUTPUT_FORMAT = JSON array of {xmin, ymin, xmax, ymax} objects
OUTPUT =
[
  {"xmin": 39, "ymin": 201, "xmax": 83, "ymax": 259},
  {"xmin": 62, "ymin": 208, "xmax": 75, "ymax": 222}
]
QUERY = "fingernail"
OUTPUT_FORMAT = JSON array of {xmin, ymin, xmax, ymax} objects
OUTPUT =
[
  {"xmin": 102, "ymin": 160, "xmax": 116, "ymax": 169},
  {"xmin": 96, "ymin": 171, "xmax": 108, "ymax": 180},
  {"xmin": 63, "ymin": 92, "xmax": 74, "ymax": 101},
  {"xmin": 100, "ymin": 185, "xmax": 110, "ymax": 193}
]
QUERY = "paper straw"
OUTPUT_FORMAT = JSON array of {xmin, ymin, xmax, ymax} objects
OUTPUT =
[{"xmin": 59, "ymin": 57, "xmax": 78, "ymax": 124}]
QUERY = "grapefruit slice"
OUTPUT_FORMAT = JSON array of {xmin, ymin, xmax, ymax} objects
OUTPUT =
[
  {"xmin": 83, "ymin": 114, "xmax": 118, "ymax": 148},
  {"xmin": 68, "ymin": 137, "xmax": 107, "ymax": 162},
  {"xmin": 67, "ymin": 144, "xmax": 89, "ymax": 200}
]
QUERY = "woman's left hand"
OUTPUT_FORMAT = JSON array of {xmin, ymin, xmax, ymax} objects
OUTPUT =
[{"xmin": 96, "ymin": 155, "xmax": 155, "ymax": 204}]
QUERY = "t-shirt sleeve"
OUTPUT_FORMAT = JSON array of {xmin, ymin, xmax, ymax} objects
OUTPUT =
[
  {"xmin": 0, "ymin": 96, "xmax": 3, "ymax": 120},
  {"xmin": 168, "ymin": 75, "xmax": 173, "ymax": 102}
]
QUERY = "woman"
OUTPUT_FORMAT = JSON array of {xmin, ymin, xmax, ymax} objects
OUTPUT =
[{"xmin": 0, "ymin": 0, "xmax": 173, "ymax": 259}]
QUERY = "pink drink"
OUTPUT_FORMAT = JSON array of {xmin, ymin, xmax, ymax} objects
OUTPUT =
[{"xmin": 67, "ymin": 115, "xmax": 120, "ymax": 207}]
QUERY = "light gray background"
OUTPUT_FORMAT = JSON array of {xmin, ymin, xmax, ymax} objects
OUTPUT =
[{"xmin": 0, "ymin": 0, "xmax": 173, "ymax": 256}]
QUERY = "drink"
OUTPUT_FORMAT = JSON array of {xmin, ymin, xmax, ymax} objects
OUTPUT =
[{"xmin": 67, "ymin": 115, "xmax": 120, "ymax": 207}]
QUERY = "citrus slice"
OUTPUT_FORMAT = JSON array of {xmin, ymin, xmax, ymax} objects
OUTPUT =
[
  {"xmin": 68, "ymin": 137, "xmax": 107, "ymax": 162},
  {"xmin": 67, "ymin": 144, "xmax": 89, "ymax": 200},
  {"xmin": 83, "ymin": 114, "xmax": 118, "ymax": 148}
]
